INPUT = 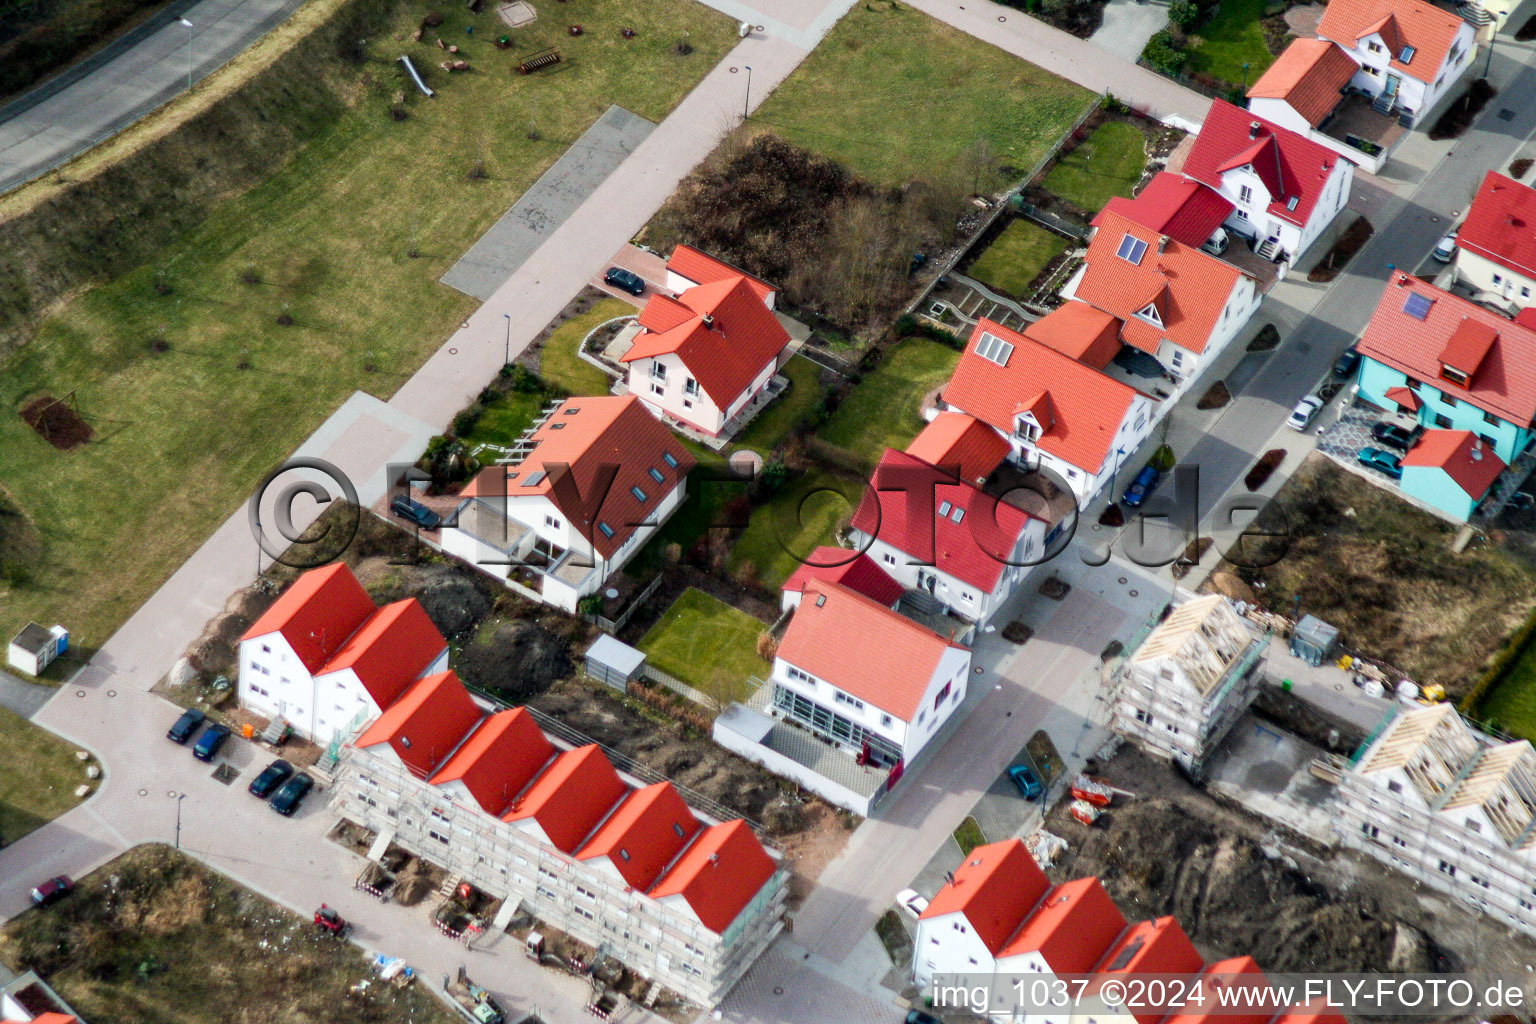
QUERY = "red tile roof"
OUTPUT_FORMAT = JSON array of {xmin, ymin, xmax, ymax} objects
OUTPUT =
[
  {"xmin": 778, "ymin": 580, "xmax": 966, "ymax": 720},
  {"xmin": 1089, "ymin": 917, "xmax": 1204, "ymax": 1024},
  {"xmin": 1095, "ymin": 173, "xmax": 1234, "ymax": 251},
  {"xmin": 1439, "ymin": 316, "xmax": 1499, "ymax": 377},
  {"xmin": 919, "ymin": 839, "xmax": 1050, "ymax": 954},
  {"xmin": 241, "ymin": 563, "xmax": 375, "ymax": 673},
  {"xmin": 320, "ymin": 598, "xmax": 446, "ymax": 710},
  {"xmin": 850, "ymin": 448, "xmax": 1038, "ymax": 594},
  {"xmin": 461, "ymin": 396, "xmax": 695, "ymax": 560},
  {"xmin": 429, "ymin": 707, "xmax": 554, "ymax": 815},
  {"xmin": 1402, "ymin": 429, "xmax": 1506, "ymax": 498},
  {"xmin": 942, "ymin": 318, "xmax": 1140, "ymax": 474},
  {"xmin": 650, "ymin": 819, "xmax": 777, "ymax": 934},
  {"xmin": 1246, "ymin": 39, "xmax": 1358, "ymax": 126},
  {"xmin": 1022, "ymin": 300, "xmax": 1127, "ymax": 369},
  {"xmin": 503, "ymin": 745, "xmax": 627, "ymax": 853},
  {"xmin": 1384, "ymin": 385, "xmax": 1421, "ymax": 411},
  {"xmin": 996, "ymin": 876, "xmax": 1127, "ymax": 971},
  {"xmin": 904, "ymin": 412, "xmax": 1011, "ymax": 485},
  {"xmin": 1163, "ymin": 957, "xmax": 1275, "ymax": 1024},
  {"xmin": 782, "ymin": 546, "xmax": 904, "ymax": 607},
  {"xmin": 1077, "ymin": 211, "xmax": 1248, "ymax": 358},
  {"xmin": 355, "ymin": 670, "xmax": 481, "ymax": 778},
  {"xmin": 622, "ymin": 275, "xmax": 790, "ymax": 409},
  {"xmin": 1184, "ymin": 100, "xmax": 1340, "ymax": 229},
  {"xmin": 1458, "ymin": 171, "xmax": 1536, "ymax": 281},
  {"xmin": 1516, "ymin": 306, "xmax": 1536, "ymax": 332},
  {"xmin": 576, "ymin": 782, "xmax": 701, "ymax": 890},
  {"xmin": 666, "ymin": 244, "xmax": 774, "ymax": 303},
  {"xmin": 1317, "ymin": 0, "xmax": 1466, "ymax": 83},
  {"xmin": 1358, "ymin": 276, "xmax": 1536, "ymax": 425}
]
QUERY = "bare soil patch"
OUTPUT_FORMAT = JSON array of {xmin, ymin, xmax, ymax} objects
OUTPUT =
[
  {"xmin": 1307, "ymin": 216, "xmax": 1372, "ymax": 283},
  {"xmin": 20, "ymin": 394, "xmax": 92, "ymax": 449}
]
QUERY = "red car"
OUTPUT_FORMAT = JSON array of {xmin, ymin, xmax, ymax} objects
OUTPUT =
[{"xmin": 30, "ymin": 875, "xmax": 73, "ymax": 906}]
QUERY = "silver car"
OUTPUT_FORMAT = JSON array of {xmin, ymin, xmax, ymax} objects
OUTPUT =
[{"xmin": 1287, "ymin": 395, "xmax": 1324, "ymax": 431}]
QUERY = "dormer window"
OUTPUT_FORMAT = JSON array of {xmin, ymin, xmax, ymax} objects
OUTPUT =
[
  {"xmin": 1134, "ymin": 302, "xmax": 1163, "ymax": 327},
  {"xmin": 1441, "ymin": 365, "xmax": 1470, "ymax": 388},
  {"xmin": 975, "ymin": 331, "xmax": 1014, "ymax": 366}
]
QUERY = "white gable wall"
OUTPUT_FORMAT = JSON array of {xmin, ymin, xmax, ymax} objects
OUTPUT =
[
  {"xmin": 1332, "ymin": 23, "xmax": 1475, "ymax": 124},
  {"xmin": 628, "ymin": 352, "xmax": 728, "ymax": 436},
  {"xmin": 913, "ymin": 910, "xmax": 999, "ymax": 988}
]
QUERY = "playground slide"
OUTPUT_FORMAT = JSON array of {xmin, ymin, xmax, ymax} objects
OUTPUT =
[{"xmin": 398, "ymin": 54, "xmax": 434, "ymax": 97}]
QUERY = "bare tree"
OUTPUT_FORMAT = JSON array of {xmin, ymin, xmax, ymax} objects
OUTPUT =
[{"xmin": 960, "ymin": 137, "xmax": 1001, "ymax": 196}]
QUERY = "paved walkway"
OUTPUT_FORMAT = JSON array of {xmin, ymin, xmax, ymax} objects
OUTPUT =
[
  {"xmin": 0, "ymin": 0, "xmax": 307, "ymax": 194},
  {"xmin": 0, "ymin": 670, "xmax": 54, "ymax": 720},
  {"xmin": 1089, "ymin": 0, "xmax": 1170, "ymax": 64}
]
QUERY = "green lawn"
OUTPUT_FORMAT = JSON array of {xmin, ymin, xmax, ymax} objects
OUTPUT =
[
  {"xmin": 732, "ymin": 355, "xmax": 823, "ymax": 456},
  {"xmin": 1042, "ymin": 121, "xmax": 1148, "ymax": 213},
  {"xmin": 820, "ymin": 337, "xmax": 961, "ymax": 457},
  {"xmin": 637, "ymin": 588, "xmax": 769, "ymax": 702},
  {"xmin": 966, "ymin": 219, "xmax": 1071, "ymax": 300},
  {"xmin": 0, "ymin": 707, "xmax": 94, "ymax": 844},
  {"xmin": 729, "ymin": 469, "xmax": 859, "ymax": 589},
  {"xmin": 954, "ymin": 816, "xmax": 987, "ymax": 857},
  {"xmin": 0, "ymin": 0, "xmax": 735, "ymax": 657},
  {"xmin": 630, "ymin": 454, "xmax": 746, "ymax": 574},
  {"xmin": 457, "ymin": 387, "xmax": 554, "ymax": 457},
  {"xmin": 750, "ymin": 3, "xmax": 1095, "ymax": 188},
  {"xmin": 1478, "ymin": 653, "xmax": 1536, "ymax": 743},
  {"xmin": 1185, "ymin": 0, "xmax": 1276, "ymax": 87},
  {"xmin": 537, "ymin": 298, "xmax": 633, "ymax": 397}
]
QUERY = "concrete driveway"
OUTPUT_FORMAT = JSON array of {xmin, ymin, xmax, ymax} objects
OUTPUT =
[{"xmin": 1090, "ymin": 0, "xmax": 1170, "ymax": 63}]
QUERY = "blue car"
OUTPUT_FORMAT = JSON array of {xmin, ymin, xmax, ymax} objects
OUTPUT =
[
  {"xmin": 1008, "ymin": 763, "xmax": 1043, "ymax": 800},
  {"xmin": 192, "ymin": 723, "xmax": 231, "ymax": 762},
  {"xmin": 1121, "ymin": 465, "xmax": 1160, "ymax": 509},
  {"xmin": 389, "ymin": 496, "xmax": 441, "ymax": 530},
  {"xmin": 1356, "ymin": 446, "xmax": 1403, "ymax": 479}
]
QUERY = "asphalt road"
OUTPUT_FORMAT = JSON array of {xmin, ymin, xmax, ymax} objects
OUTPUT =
[{"xmin": 0, "ymin": 0, "xmax": 308, "ymax": 194}]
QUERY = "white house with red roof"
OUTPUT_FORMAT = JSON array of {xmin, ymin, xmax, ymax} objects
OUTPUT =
[
  {"xmin": 1451, "ymin": 170, "xmax": 1536, "ymax": 310},
  {"xmin": 1399, "ymin": 429, "xmax": 1507, "ymax": 520},
  {"xmin": 911, "ymin": 840, "xmax": 1342, "ymax": 1024},
  {"xmin": 237, "ymin": 562, "xmax": 448, "ymax": 743},
  {"xmin": 1096, "ymin": 172, "xmax": 1234, "ymax": 255},
  {"xmin": 444, "ymin": 395, "xmax": 694, "ymax": 612},
  {"xmin": 1316, "ymin": 0, "xmax": 1474, "ymax": 126},
  {"xmin": 620, "ymin": 247, "xmax": 791, "ymax": 439},
  {"xmin": 768, "ymin": 580, "xmax": 972, "ymax": 771},
  {"xmin": 1245, "ymin": 39, "xmax": 1398, "ymax": 173},
  {"xmin": 848, "ymin": 446, "xmax": 1049, "ymax": 630},
  {"xmin": 1181, "ymin": 100, "xmax": 1353, "ymax": 264},
  {"xmin": 780, "ymin": 545, "xmax": 903, "ymax": 612},
  {"xmin": 1069, "ymin": 210, "xmax": 1262, "ymax": 392},
  {"xmin": 1353, "ymin": 274, "xmax": 1536, "ymax": 517},
  {"xmin": 333, "ymin": 667, "xmax": 786, "ymax": 1005},
  {"xmin": 937, "ymin": 317, "xmax": 1156, "ymax": 505}
]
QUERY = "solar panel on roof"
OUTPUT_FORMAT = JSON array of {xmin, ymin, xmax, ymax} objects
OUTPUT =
[
  {"xmin": 1403, "ymin": 292, "xmax": 1434, "ymax": 320},
  {"xmin": 1116, "ymin": 234, "xmax": 1149, "ymax": 265}
]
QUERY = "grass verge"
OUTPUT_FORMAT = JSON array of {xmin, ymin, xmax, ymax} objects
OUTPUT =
[
  {"xmin": 0, "ymin": 708, "xmax": 94, "ymax": 843},
  {"xmin": 966, "ymin": 220, "xmax": 1071, "ymax": 300},
  {"xmin": 954, "ymin": 815, "xmax": 986, "ymax": 857},
  {"xmin": 820, "ymin": 337, "xmax": 961, "ymax": 458},
  {"xmin": 749, "ymin": 3, "xmax": 1094, "ymax": 188},
  {"xmin": 0, "ymin": 0, "xmax": 735, "ymax": 654},
  {"xmin": 637, "ymin": 588, "xmax": 769, "ymax": 702},
  {"xmin": 0, "ymin": 844, "xmax": 458, "ymax": 1024},
  {"xmin": 1041, "ymin": 121, "xmax": 1147, "ymax": 212},
  {"xmin": 535, "ymin": 298, "xmax": 632, "ymax": 397}
]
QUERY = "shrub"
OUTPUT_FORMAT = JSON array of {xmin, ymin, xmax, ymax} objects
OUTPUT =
[
  {"xmin": 1168, "ymin": 0, "xmax": 1199, "ymax": 27},
  {"xmin": 1197, "ymin": 380, "xmax": 1231, "ymax": 410},
  {"xmin": 577, "ymin": 594, "xmax": 603, "ymax": 616},
  {"xmin": 1247, "ymin": 324, "xmax": 1280, "ymax": 352},
  {"xmin": 1512, "ymin": 157, "xmax": 1534, "ymax": 178},
  {"xmin": 506, "ymin": 365, "xmax": 544, "ymax": 393},
  {"xmin": 1149, "ymin": 445, "xmax": 1177, "ymax": 473},
  {"xmin": 450, "ymin": 403, "xmax": 484, "ymax": 439},
  {"xmin": 1142, "ymin": 30, "xmax": 1187, "ymax": 75}
]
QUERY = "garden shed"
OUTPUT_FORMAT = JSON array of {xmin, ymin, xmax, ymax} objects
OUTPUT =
[
  {"xmin": 7, "ymin": 621, "xmax": 68, "ymax": 677},
  {"xmin": 584, "ymin": 633, "xmax": 645, "ymax": 693},
  {"xmin": 1289, "ymin": 614, "xmax": 1339, "ymax": 667}
]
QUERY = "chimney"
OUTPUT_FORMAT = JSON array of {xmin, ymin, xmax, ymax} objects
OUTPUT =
[
  {"xmin": 701, "ymin": 313, "xmax": 715, "ymax": 329},
  {"xmin": 708, "ymin": 852, "xmax": 720, "ymax": 864},
  {"xmin": 944, "ymin": 871, "xmax": 956, "ymax": 886},
  {"xmin": 1157, "ymin": 235, "xmax": 1169, "ymax": 254},
  {"xmin": 1249, "ymin": 120, "xmax": 1261, "ymax": 139}
]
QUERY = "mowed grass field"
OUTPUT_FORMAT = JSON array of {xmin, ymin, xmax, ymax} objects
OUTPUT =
[
  {"xmin": 966, "ymin": 219, "xmax": 1071, "ymax": 300},
  {"xmin": 637, "ymin": 587, "xmax": 769, "ymax": 699},
  {"xmin": 0, "ymin": 0, "xmax": 736, "ymax": 661},
  {"xmin": 1042, "ymin": 120, "xmax": 1148, "ymax": 212},
  {"xmin": 819, "ymin": 336, "xmax": 962, "ymax": 458},
  {"xmin": 0, "ymin": 707, "xmax": 94, "ymax": 843},
  {"xmin": 749, "ymin": 3, "xmax": 1095, "ymax": 188}
]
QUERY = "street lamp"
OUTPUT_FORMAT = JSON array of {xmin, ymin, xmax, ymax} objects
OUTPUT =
[
  {"xmin": 178, "ymin": 18, "xmax": 194, "ymax": 93},
  {"xmin": 743, "ymin": 65, "xmax": 752, "ymax": 119},
  {"xmin": 502, "ymin": 312, "xmax": 511, "ymax": 367},
  {"xmin": 1484, "ymin": 14, "xmax": 1508, "ymax": 79},
  {"xmin": 175, "ymin": 793, "xmax": 186, "ymax": 849},
  {"xmin": 1241, "ymin": 61, "xmax": 1250, "ymax": 92}
]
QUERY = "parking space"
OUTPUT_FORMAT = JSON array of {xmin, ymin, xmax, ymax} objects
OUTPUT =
[
  {"xmin": 1315, "ymin": 401, "xmax": 1407, "ymax": 486},
  {"xmin": 588, "ymin": 243, "xmax": 667, "ymax": 307}
]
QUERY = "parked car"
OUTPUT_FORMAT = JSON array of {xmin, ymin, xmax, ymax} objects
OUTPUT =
[
  {"xmin": 271, "ymin": 772, "xmax": 315, "ymax": 816},
  {"xmin": 190, "ymin": 722, "xmax": 231, "ymax": 762},
  {"xmin": 1371, "ymin": 421, "xmax": 1417, "ymax": 452},
  {"xmin": 905, "ymin": 1010, "xmax": 942, "ymax": 1024},
  {"xmin": 167, "ymin": 707, "xmax": 206, "ymax": 744},
  {"xmin": 249, "ymin": 759, "xmax": 295, "ymax": 798},
  {"xmin": 1357, "ymin": 446, "xmax": 1403, "ymax": 478},
  {"xmin": 1332, "ymin": 346, "xmax": 1361, "ymax": 378},
  {"xmin": 1200, "ymin": 227, "xmax": 1230, "ymax": 257},
  {"xmin": 1286, "ymin": 395, "xmax": 1324, "ymax": 431},
  {"xmin": 29, "ymin": 875, "xmax": 73, "ymax": 907},
  {"xmin": 603, "ymin": 266, "xmax": 646, "ymax": 296},
  {"xmin": 1007, "ymin": 763, "xmax": 1043, "ymax": 800},
  {"xmin": 1121, "ymin": 465, "xmax": 1160, "ymax": 510},
  {"xmin": 389, "ymin": 495, "xmax": 441, "ymax": 531},
  {"xmin": 895, "ymin": 888, "xmax": 930, "ymax": 919},
  {"xmin": 1433, "ymin": 233, "xmax": 1458, "ymax": 263}
]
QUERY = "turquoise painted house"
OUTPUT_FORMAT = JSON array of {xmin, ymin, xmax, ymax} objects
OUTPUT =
[
  {"xmin": 1399, "ymin": 429, "xmax": 1506, "ymax": 520},
  {"xmin": 1353, "ymin": 276, "xmax": 1536, "ymax": 519}
]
